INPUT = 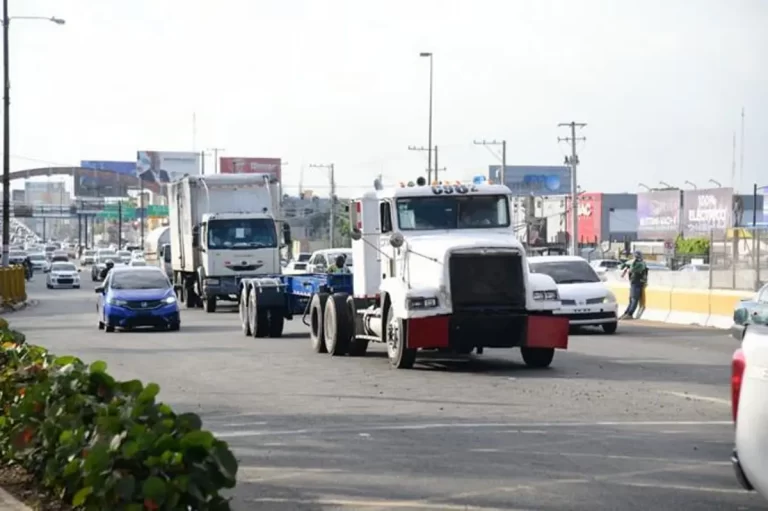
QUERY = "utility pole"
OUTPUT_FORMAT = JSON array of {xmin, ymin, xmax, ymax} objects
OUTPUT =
[
  {"xmin": 408, "ymin": 146, "xmax": 432, "ymax": 182},
  {"xmin": 558, "ymin": 122, "xmax": 587, "ymax": 256},
  {"xmin": 309, "ymin": 163, "xmax": 336, "ymax": 247},
  {"xmin": 473, "ymin": 139, "xmax": 506, "ymax": 184},
  {"xmin": 207, "ymin": 148, "xmax": 225, "ymax": 174},
  {"xmin": 434, "ymin": 146, "xmax": 439, "ymax": 182},
  {"xmin": 117, "ymin": 201, "xmax": 123, "ymax": 250}
]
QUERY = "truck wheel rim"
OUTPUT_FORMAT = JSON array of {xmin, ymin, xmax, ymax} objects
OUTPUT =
[{"xmin": 387, "ymin": 317, "xmax": 399, "ymax": 359}]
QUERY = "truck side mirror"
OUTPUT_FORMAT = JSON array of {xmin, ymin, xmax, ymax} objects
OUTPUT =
[
  {"xmin": 282, "ymin": 223, "xmax": 292, "ymax": 246},
  {"xmin": 349, "ymin": 201, "xmax": 359, "ymax": 232},
  {"xmin": 192, "ymin": 225, "xmax": 199, "ymax": 248}
]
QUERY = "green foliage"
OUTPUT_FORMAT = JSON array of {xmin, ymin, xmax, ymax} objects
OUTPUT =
[
  {"xmin": 674, "ymin": 235, "xmax": 709, "ymax": 255},
  {"xmin": 0, "ymin": 330, "xmax": 238, "ymax": 510}
]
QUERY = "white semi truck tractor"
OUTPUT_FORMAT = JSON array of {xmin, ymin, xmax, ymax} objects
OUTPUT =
[
  {"xmin": 168, "ymin": 173, "xmax": 290, "ymax": 313},
  {"xmin": 307, "ymin": 176, "xmax": 570, "ymax": 369}
]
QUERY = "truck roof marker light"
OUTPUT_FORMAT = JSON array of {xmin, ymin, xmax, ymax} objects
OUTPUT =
[
  {"xmin": 399, "ymin": 182, "xmax": 405, "ymax": 188},
  {"xmin": 407, "ymin": 181, "xmax": 415, "ymax": 187},
  {"xmin": 416, "ymin": 177, "xmax": 427, "ymax": 186}
]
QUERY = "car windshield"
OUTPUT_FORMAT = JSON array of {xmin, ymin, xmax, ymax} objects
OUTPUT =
[
  {"xmin": 9, "ymin": 252, "xmax": 25, "ymax": 258},
  {"xmin": 396, "ymin": 194, "xmax": 510, "ymax": 230},
  {"xmin": 529, "ymin": 260, "xmax": 601, "ymax": 284},
  {"xmin": 297, "ymin": 253, "xmax": 311, "ymax": 262},
  {"xmin": 51, "ymin": 263, "xmax": 77, "ymax": 272},
  {"xmin": 84, "ymin": 250, "xmax": 95, "ymax": 256},
  {"xmin": 28, "ymin": 253, "xmax": 45, "ymax": 261},
  {"xmin": 97, "ymin": 252, "xmax": 116, "ymax": 263},
  {"xmin": 207, "ymin": 218, "xmax": 277, "ymax": 250},
  {"xmin": 111, "ymin": 271, "xmax": 170, "ymax": 290}
]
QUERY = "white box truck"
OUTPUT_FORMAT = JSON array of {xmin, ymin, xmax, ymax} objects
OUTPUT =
[{"xmin": 168, "ymin": 173, "xmax": 290, "ymax": 313}]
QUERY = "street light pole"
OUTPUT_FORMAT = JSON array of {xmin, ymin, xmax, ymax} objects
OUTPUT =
[
  {"xmin": 1, "ymin": 10, "xmax": 64, "ymax": 266},
  {"xmin": 419, "ymin": 52, "xmax": 433, "ymax": 183}
]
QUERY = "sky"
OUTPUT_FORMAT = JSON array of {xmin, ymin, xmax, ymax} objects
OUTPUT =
[{"xmin": 5, "ymin": 0, "xmax": 767, "ymax": 197}]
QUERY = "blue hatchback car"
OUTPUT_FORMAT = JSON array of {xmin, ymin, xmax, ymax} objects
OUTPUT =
[{"xmin": 96, "ymin": 266, "xmax": 180, "ymax": 332}]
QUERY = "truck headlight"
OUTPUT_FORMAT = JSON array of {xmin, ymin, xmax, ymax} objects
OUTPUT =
[
  {"xmin": 533, "ymin": 290, "xmax": 559, "ymax": 301},
  {"xmin": 603, "ymin": 292, "xmax": 616, "ymax": 303},
  {"xmin": 407, "ymin": 297, "xmax": 439, "ymax": 309}
]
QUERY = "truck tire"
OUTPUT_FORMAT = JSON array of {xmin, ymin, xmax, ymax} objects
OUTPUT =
[
  {"xmin": 267, "ymin": 309, "xmax": 285, "ymax": 338},
  {"xmin": 346, "ymin": 295, "xmax": 368, "ymax": 357},
  {"xmin": 384, "ymin": 303, "xmax": 415, "ymax": 369},
  {"xmin": 204, "ymin": 296, "xmax": 217, "ymax": 313},
  {"xmin": 324, "ymin": 293, "xmax": 352, "ymax": 356},
  {"xmin": 309, "ymin": 292, "xmax": 329, "ymax": 353},
  {"xmin": 248, "ymin": 288, "xmax": 269, "ymax": 338},
  {"xmin": 521, "ymin": 347, "xmax": 555, "ymax": 368},
  {"xmin": 240, "ymin": 286, "xmax": 251, "ymax": 336}
]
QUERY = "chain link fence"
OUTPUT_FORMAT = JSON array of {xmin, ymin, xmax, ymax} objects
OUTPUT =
[{"xmin": 709, "ymin": 228, "xmax": 767, "ymax": 291}]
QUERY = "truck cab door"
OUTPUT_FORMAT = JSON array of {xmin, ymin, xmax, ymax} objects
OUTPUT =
[{"xmin": 379, "ymin": 201, "xmax": 396, "ymax": 278}]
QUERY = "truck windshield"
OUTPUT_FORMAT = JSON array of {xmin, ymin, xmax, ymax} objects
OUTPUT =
[
  {"xmin": 207, "ymin": 219, "xmax": 277, "ymax": 250},
  {"xmin": 396, "ymin": 195, "xmax": 510, "ymax": 231}
]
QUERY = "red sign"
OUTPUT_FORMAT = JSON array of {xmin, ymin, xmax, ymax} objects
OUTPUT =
[
  {"xmin": 566, "ymin": 193, "xmax": 603, "ymax": 243},
  {"xmin": 219, "ymin": 157, "xmax": 282, "ymax": 182}
]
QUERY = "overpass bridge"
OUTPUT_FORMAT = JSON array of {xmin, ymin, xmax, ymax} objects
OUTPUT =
[{"xmin": 9, "ymin": 166, "xmax": 162, "ymax": 194}]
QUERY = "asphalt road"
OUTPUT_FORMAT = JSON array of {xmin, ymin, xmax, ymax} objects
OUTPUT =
[{"xmin": 7, "ymin": 271, "xmax": 768, "ymax": 511}]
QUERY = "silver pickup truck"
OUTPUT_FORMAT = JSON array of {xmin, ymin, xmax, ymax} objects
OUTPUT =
[{"xmin": 732, "ymin": 324, "xmax": 768, "ymax": 500}]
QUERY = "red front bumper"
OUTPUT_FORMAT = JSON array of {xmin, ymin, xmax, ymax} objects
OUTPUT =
[{"xmin": 406, "ymin": 313, "xmax": 569, "ymax": 351}]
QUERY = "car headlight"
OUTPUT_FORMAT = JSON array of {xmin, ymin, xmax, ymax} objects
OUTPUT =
[
  {"xmin": 163, "ymin": 296, "xmax": 177, "ymax": 304},
  {"xmin": 407, "ymin": 296, "xmax": 439, "ymax": 309},
  {"xmin": 533, "ymin": 290, "xmax": 559, "ymax": 301},
  {"xmin": 603, "ymin": 292, "xmax": 616, "ymax": 303},
  {"xmin": 107, "ymin": 298, "xmax": 128, "ymax": 306}
]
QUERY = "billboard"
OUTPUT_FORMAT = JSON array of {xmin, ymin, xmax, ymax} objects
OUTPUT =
[
  {"xmin": 636, "ymin": 190, "xmax": 681, "ymax": 240},
  {"xmin": 74, "ymin": 167, "xmax": 130, "ymax": 198},
  {"xmin": 80, "ymin": 160, "xmax": 136, "ymax": 177},
  {"xmin": 682, "ymin": 187, "xmax": 733, "ymax": 237},
  {"xmin": 488, "ymin": 165, "xmax": 572, "ymax": 196},
  {"xmin": 219, "ymin": 157, "xmax": 281, "ymax": 180},
  {"xmin": 136, "ymin": 151, "xmax": 200, "ymax": 184},
  {"xmin": 25, "ymin": 181, "xmax": 67, "ymax": 205},
  {"xmin": 566, "ymin": 193, "xmax": 603, "ymax": 243}
]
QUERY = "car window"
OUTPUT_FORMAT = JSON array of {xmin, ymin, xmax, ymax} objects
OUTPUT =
[
  {"xmin": 316, "ymin": 255, "xmax": 327, "ymax": 267},
  {"xmin": 111, "ymin": 271, "xmax": 170, "ymax": 290},
  {"xmin": 51, "ymin": 263, "xmax": 77, "ymax": 272},
  {"xmin": 529, "ymin": 260, "xmax": 601, "ymax": 284}
]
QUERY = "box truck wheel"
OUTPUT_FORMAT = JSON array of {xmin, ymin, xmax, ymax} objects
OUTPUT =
[
  {"xmin": 309, "ymin": 293, "xmax": 329, "ymax": 353},
  {"xmin": 205, "ymin": 295, "xmax": 217, "ymax": 313},
  {"xmin": 324, "ymin": 293, "xmax": 352, "ymax": 356},
  {"xmin": 183, "ymin": 285, "xmax": 196, "ymax": 309}
]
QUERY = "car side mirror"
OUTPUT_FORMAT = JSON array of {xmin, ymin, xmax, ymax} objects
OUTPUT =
[{"xmin": 94, "ymin": 286, "xmax": 104, "ymax": 294}]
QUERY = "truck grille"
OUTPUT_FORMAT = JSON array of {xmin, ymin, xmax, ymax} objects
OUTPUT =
[{"xmin": 449, "ymin": 252, "xmax": 526, "ymax": 311}]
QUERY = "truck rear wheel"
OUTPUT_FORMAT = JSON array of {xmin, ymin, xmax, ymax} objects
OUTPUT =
[
  {"xmin": 268, "ymin": 309, "xmax": 285, "ymax": 338},
  {"xmin": 205, "ymin": 296, "xmax": 217, "ymax": 313},
  {"xmin": 248, "ymin": 288, "xmax": 270, "ymax": 338},
  {"xmin": 324, "ymin": 293, "xmax": 352, "ymax": 356},
  {"xmin": 346, "ymin": 295, "xmax": 368, "ymax": 357},
  {"xmin": 240, "ymin": 287, "xmax": 251, "ymax": 336},
  {"xmin": 521, "ymin": 347, "xmax": 555, "ymax": 368},
  {"xmin": 309, "ymin": 293, "xmax": 329, "ymax": 353}
]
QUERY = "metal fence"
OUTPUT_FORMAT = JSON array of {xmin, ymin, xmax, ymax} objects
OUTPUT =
[{"xmin": 708, "ymin": 228, "xmax": 767, "ymax": 291}]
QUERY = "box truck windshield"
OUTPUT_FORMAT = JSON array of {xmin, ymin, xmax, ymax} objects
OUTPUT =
[{"xmin": 207, "ymin": 218, "xmax": 277, "ymax": 250}]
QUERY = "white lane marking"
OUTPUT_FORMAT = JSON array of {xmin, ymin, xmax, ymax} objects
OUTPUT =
[
  {"xmin": 212, "ymin": 420, "xmax": 731, "ymax": 438},
  {"xmin": 601, "ymin": 481, "xmax": 751, "ymax": 494},
  {"xmin": 661, "ymin": 391, "xmax": 731, "ymax": 406}
]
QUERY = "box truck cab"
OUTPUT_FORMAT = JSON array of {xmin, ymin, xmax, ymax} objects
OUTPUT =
[{"xmin": 168, "ymin": 173, "xmax": 290, "ymax": 313}]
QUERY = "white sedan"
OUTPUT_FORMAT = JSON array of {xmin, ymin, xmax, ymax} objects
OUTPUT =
[
  {"xmin": 46, "ymin": 261, "xmax": 81, "ymax": 289},
  {"xmin": 733, "ymin": 324, "xmax": 768, "ymax": 501},
  {"xmin": 528, "ymin": 255, "xmax": 619, "ymax": 334}
]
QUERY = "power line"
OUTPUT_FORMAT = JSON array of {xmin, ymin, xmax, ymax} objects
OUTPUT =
[
  {"xmin": 309, "ymin": 163, "xmax": 336, "ymax": 247},
  {"xmin": 557, "ymin": 121, "xmax": 587, "ymax": 255}
]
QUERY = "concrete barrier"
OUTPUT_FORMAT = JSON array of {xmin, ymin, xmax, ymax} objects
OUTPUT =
[{"xmin": 605, "ymin": 281, "xmax": 753, "ymax": 329}]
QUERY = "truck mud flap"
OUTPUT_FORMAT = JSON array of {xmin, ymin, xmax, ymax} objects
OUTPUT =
[{"xmin": 524, "ymin": 315, "xmax": 569, "ymax": 350}]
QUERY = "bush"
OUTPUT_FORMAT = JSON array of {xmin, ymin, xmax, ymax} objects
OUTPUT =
[
  {"xmin": 0, "ymin": 321, "xmax": 238, "ymax": 510},
  {"xmin": 675, "ymin": 235, "xmax": 709, "ymax": 255}
]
